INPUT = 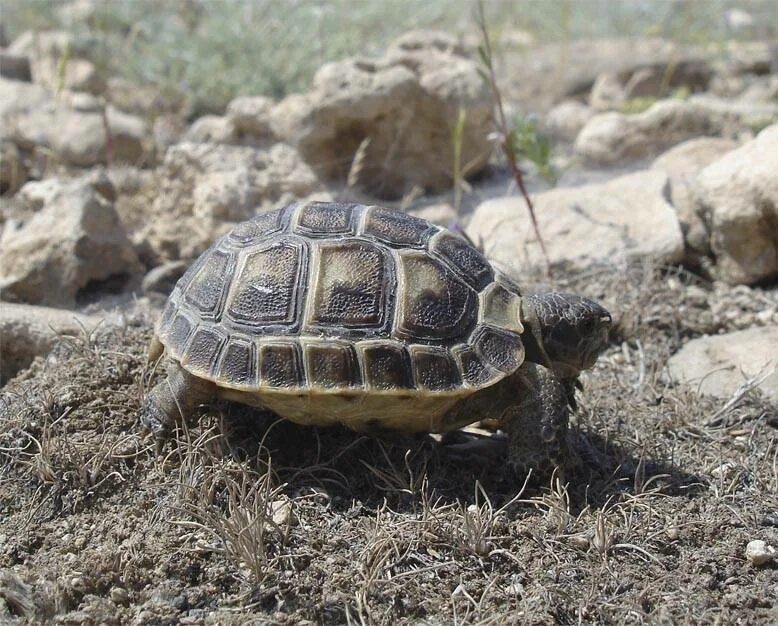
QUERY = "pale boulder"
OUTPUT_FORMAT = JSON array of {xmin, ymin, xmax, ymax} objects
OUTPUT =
[
  {"xmin": 694, "ymin": 124, "xmax": 778, "ymax": 285},
  {"xmin": 666, "ymin": 326, "xmax": 778, "ymax": 403},
  {"xmin": 467, "ymin": 170, "xmax": 683, "ymax": 273},
  {"xmin": 272, "ymin": 31, "xmax": 491, "ymax": 198},
  {"xmin": 0, "ymin": 303, "xmax": 105, "ymax": 382},
  {"xmin": 575, "ymin": 99, "xmax": 725, "ymax": 165},
  {"xmin": 651, "ymin": 137, "xmax": 739, "ymax": 264},
  {"xmin": 545, "ymin": 100, "xmax": 594, "ymax": 142},
  {"xmin": 0, "ymin": 178, "xmax": 141, "ymax": 306}
]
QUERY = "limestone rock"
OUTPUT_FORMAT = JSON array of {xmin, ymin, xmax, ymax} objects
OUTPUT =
[
  {"xmin": 651, "ymin": 137, "xmax": 739, "ymax": 263},
  {"xmin": 545, "ymin": 100, "xmax": 594, "ymax": 142},
  {"xmin": 0, "ymin": 303, "xmax": 105, "ymax": 382},
  {"xmin": 666, "ymin": 326, "xmax": 778, "ymax": 403},
  {"xmin": 7, "ymin": 96, "xmax": 150, "ymax": 167},
  {"xmin": 694, "ymin": 124, "xmax": 778, "ymax": 285},
  {"xmin": 182, "ymin": 115, "xmax": 236, "ymax": 144},
  {"xmin": 575, "ymin": 99, "xmax": 725, "ymax": 165},
  {"xmin": 467, "ymin": 170, "xmax": 683, "ymax": 273},
  {"xmin": 501, "ymin": 37, "xmax": 711, "ymax": 111},
  {"xmin": 8, "ymin": 29, "xmax": 104, "ymax": 94},
  {"xmin": 141, "ymin": 142, "xmax": 326, "ymax": 262},
  {"xmin": 272, "ymin": 31, "xmax": 491, "ymax": 198},
  {"xmin": 0, "ymin": 178, "xmax": 141, "ymax": 306},
  {"xmin": 226, "ymin": 95, "xmax": 275, "ymax": 140}
]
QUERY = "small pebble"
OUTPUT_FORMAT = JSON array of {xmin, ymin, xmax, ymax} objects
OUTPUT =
[
  {"xmin": 745, "ymin": 540, "xmax": 776, "ymax": 566},
  {"xmin": 111, "ymin": 587, "xmax": 129, "ymax": 604}
]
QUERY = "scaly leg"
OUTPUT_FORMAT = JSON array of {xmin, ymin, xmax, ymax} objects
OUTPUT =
[
  {"xmin": 503, "ymin": 362, "xmax": 569, "ymax": 481},
  {"xmin": 140, "ymin": 359, "xmax": 215, "ymax": 444}
]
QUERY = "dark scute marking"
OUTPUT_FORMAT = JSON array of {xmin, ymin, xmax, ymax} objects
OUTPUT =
[
  {"xmin": 311, "ymin": 241, "xmax": 387, "ymax": 328},
  {"xmin": 296, "ymin": 202, "xmax": 354, "ymax": 235},
  {"xmin": 412, "ymin": 348, "xmax": 461, "ymax": 390},
  {"xmin": 306, "ymin": 343, "xmax": 360, "ymax": 389},
  {"xmin": 456, "ymin": 347, "xmax": 495, "ymax": 387},
  {"xmin": 473, "ymin": 327, "xmax": 524, "ymax": 373},
  {"xmin": 364, "ymin": 207, "xmax": 434, "ymax": 247},
  {"xmin": 398, "ymin": 253, "xmax": 476, "ymax": 341},
  {"xmin": 434, "ymin": 232, "xmax": 494, "ymax": 290},
  {"xmin": 184, "ymin": 249, "xmax": 232, "ymax": 316},
  {"xmin": 259, "ymin": 343, "xmax": 304, "ymax": 388},
  {"xmin": 228, "ymin": 207, "xmax": 287, "ymax": 245},
  {"xmin": 218, "ymin": 340, "xmax": 255, "ymax": 386},
  {"xmin": 362, "ymin": 343, "xmax": 413, "ymax": 390},
  {"xmin": 168, "ymin": 313, "xmax": 194, "ymax": 353},
  {"xmin": 227, "ymin": 241, "xmax": 302, "ymax": 326},
  {"xmin": 185, "ymin": 327, "xmax": 226, "ymax": 375}
]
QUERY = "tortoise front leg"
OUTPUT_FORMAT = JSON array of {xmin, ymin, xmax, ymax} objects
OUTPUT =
[
  {"xmin": 140, "ymin": 359, "xmax": 216, "ymax": 444},
  {"xmin": 503, "ymin": 362, "xmax": 570, "ymax": 481}
]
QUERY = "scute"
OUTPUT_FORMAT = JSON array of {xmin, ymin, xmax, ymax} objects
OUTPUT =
[
  {"xmin": 410, "ymin": 346, "xmax": 462, "ymax": 390},
  {"xmin": 431, "ymin": 231, "xmax": 494, "ymax": 291},
  {"xmin": 228, "ymin": 207, "xmax": 288, "ymax": 246},
  {"xmin": 303, "ymin": 340, "xmax": 361, "ymax": 389},
  {"xmin": 183, "ymin": 326, "xmax": 228, "ymax": 376},
  {"xmin": 453, "ymin": 345, "xmax": 497, "ymax": 387},
  {"xmin": 472, "ymin": 326, "xmax": 524, "ymax": 373},
  {"xmin": 363, "ymin": 206, "xmax": 436, "ymax": 247},
  {"xmin": 307, "ymin": 240, "xmax": 390, "ymax": 330},
  {"xmin": 258, "ymin": 340, "xmax": 304, "ymax": 389},
  {"xmin": 225, "ymin": 239, "xmax": 305, "ymax": 329},
  {"xmin": 218, "ymin": 339, "xmax": 256, "ymax": 387},
  {"xmin": 396, "ymin": 251, "xmax": 476, "ymax": 341},
  {"xmin": 184, "ymin": 249, "xmax": 233, "ymax": 319},
  {"xmin": 295, "ymin": 201, "xmax": 355, "ymax": 235},
  {"xmin": 360, "ymin": 341, "xmax": 413, "ymax": 390}
]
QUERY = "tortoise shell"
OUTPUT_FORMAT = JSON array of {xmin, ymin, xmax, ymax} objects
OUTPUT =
[{"xmin": 156, "ymin": 202, "xmax": 526, "ymax": 430}]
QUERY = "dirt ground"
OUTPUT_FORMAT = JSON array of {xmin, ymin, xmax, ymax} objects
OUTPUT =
[{"xmin": 1, "ymin": 262, "xmax": 776, "ymax": 625}]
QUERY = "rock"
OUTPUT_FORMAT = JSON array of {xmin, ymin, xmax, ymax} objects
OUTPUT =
[
  {"xmin": 575, "ymin": 99, "xmax": 725, "ymax": 165},
  {"xmin": 589, "ymin": 58, "xmax": 711, "ymax": 112},
  {"xmin": 545, "ymin": 100, "xmax": 594, "ymax": 142},
  {"xmin": 226, "ymin": 95, "xmax": 275, "ymax": 140},
  {"xmin": 687, "ymin": 94, "xmax": 778, "ymax": 135},
  {"xmin": 745, "ymin": 540, "xmax": 776, "ymax": 567},
  {"xmin": 694, "ymin": 124, "xmax": 778, "ymax": 285},
  {"xmin": 8, "ymin": 98, "xmax": 150, "ymax": 167},
  {"xmin": 501, "ymin": 37, "xmax": 711, "ymax": 111},
  {"xmin": 0, "ymin": 302, "xmax": 105, "ymax": 382},
  {"xmin": 272, "ymin": 31, "xmax": 491, "ymax": 198},
  {"xmin": 0, "ymin": 140, "xmax": 28, "ymax": 195},
  {"xmin": 666, "ymin": 326, "xmax": 778, "ymax": 403},
  {"xmin": 141, "ymin": 260, "xmax": 189, "ymax": 295},
  {"xmin": 182, "ymin": 115, "xmax": 236, "ymax": 144},
  {"xmin": 8, "ymin": 29, "xmax": 104, "ymax": 94},
  {"xmin": 142, "ymin": 142, "xmax": 326, "ymax": 261},
  {"xmin": 467, "ymin": 170, "xmax": 683, "ymax": 273},
  {"xmin": 0, "ymin": 78, "xmax": 51, "ymax": 119},
  {"xmin": 0, "ymin": 53, "xmax": 32, "ymax": 82},
  {"xmin": 0, "ymin": 178, "xmax": 141, "ymax": 306},
  {"xmin": 651, "ymin": 137, "xmax": 739, "ymax": 264},
  {"xmin": 106, "ymin": 77, "xmax": 188, "ymax": 117}
]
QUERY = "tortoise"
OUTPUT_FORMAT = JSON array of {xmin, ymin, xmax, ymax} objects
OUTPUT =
[{"xmin": 141, "ymin": 201, "xmax": 611, "ymax": 475}]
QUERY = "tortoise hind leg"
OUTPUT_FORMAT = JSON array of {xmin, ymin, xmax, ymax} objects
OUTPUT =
[
  {"xmin": 503, "ymin": 362, "xmax": 569, "ymax": 481},
  {"xmin": 140, "ymin": 360, "xmax": 216, "ymax": 445}
]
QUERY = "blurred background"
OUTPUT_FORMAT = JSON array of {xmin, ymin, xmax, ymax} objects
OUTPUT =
[{"xmin": 4, "ymin": 0, "xmax": 777, "ymax": 115}]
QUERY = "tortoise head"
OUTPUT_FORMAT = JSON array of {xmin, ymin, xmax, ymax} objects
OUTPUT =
[{"xmin": 522, "ymin": 292, "xmax": 611, "ymax": 378}]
